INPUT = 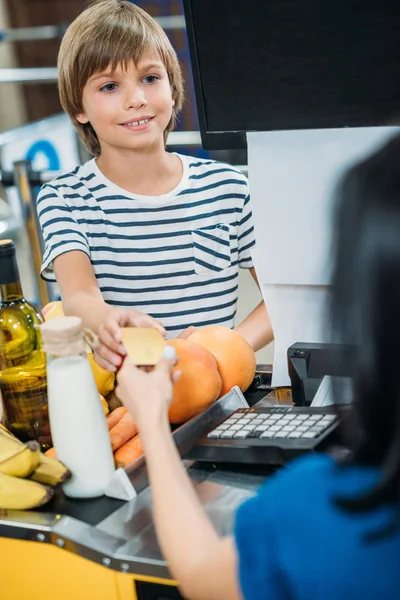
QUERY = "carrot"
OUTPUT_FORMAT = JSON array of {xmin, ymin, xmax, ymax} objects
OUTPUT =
[
  {"xmin": 109, "ymin": 411, "xmax": 138, "ymax": 452},
  {"xmin": 114, "ymin": 435, "xmax": 143, "ymax": 468},
  {"xmin": 106, "ymin": 406, "xmax": 127, "ymax": 431},
  {"xmin": 45, "ymin": 447, "xmax": 57, "ymax": 459}
]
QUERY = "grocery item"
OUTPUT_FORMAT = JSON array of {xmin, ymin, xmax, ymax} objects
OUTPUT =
[
  {"xmin": 0, "ymin": 421, "xmax": 71, "ymax": 487},
  {"xmin": 30, "ymin": 453, "xmax": 71, "ymax": 487},
  {"xmin": 166, "ymin": 339, "xmax": 222, "ymax": 424},
  {"xmin": 0, "ymin": 471, "xmax": 53, "ymax": 509},
  {"xmin": 44, "ymin": 446, "xmax": 57, "ymax": 459},
  {"xmin": 114, "ymin": 435, "xmax": 143, "ymax": 468},
  {"xmin": 106, "ymin": 406, "xmax": 127, "ymax": 430},
  {"xmin": 41, "ymin": 316, "xmax": 115, "ymax": 498},
  {"xmin": 0, "ymin": 438, "xmax": 40, "ymax": 478},
  {"xmin": 87, "ymin": 353, "xmax": 115, "ymax": 397},
  {"xmin": 0, "ymin": 240, "xmax": 51, "ymax": 449},
  {"xmin": 109, "ymin": 411, "xmax": 138, "ymax": 452},
  {"xmin": 187, "ymin": 326, "xmax": 256, "ymax": 396},
  {"xmin": 42, "ymin": 301, "xmax": 116, "ymax": 397},
  {"xmin": 42, "ymin": 301, "xmax": 64, "ymax": 321},
  {"xmin": 99, "ymin": 394, "xmax": 109, "ymax": 416}
]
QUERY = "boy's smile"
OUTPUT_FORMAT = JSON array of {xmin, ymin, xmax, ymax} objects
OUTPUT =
[
  {"xmin": 119, "ymin": 115, "xmax": 155, "ymax": 131},
  {"xmin": 76, "ymin": 55, "xmax": 175, "ymax": 154}
]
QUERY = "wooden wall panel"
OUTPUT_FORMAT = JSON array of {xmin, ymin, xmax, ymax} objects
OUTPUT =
[{"xmin": 4, "ymin": 0, "xmax": 198, "ymax": 132}]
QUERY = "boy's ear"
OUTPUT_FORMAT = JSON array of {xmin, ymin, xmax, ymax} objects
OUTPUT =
[{"xmin": 76, "ymin": 112, "xmax": 89, "ymax": 124}]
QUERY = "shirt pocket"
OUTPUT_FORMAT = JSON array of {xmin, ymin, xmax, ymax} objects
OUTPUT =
[{"xmin": 192, "ymin": 224, "xmax": 232, "ymax": 275}]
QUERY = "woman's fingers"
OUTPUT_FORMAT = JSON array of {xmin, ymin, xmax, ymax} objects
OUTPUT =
[
  {"xmin": 171, "ymin": 370, "xmax": 182, "ymax": 384},
  {"xmin": 155, "ymin": 347, "xmax": 178, "ymax": 378}
]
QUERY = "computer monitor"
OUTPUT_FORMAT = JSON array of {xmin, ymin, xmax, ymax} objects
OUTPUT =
[{"xmin": 183, "ymin": 0, "xmax": 400, "ymax": 150}]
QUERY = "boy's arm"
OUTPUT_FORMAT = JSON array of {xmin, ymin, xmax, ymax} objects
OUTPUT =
[
  {"xmin": 234, "ymin": 267, "xmax": 274, "ymax": 351},
  {"xmin": 53, "ymin": 251, "xmax": 165, "ymax": 370},
  {"xmin": 54, "ymin": 251, "xmax": 114, "ymax": 328}
]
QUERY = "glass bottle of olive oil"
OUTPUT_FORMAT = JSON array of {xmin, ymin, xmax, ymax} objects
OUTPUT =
[{"xmin": 0, "ymin": 239, "xmax": 51, "ymax": 450}]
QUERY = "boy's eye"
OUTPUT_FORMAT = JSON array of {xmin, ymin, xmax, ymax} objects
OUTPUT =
[
  {"xmin": 100, "ymin": 83, "xmax": 117, "ymax": 92},
  {"xmin": 142, "ymin": 75, "xmax": 160, "ymax": 84}
]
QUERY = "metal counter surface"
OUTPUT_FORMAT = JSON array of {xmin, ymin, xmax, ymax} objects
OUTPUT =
[
  {"xmin": 98, "ymin": 464, "xmax": 266, "ymax": 577},
  {"xmin": 0, "ymin": 462, "xmax": 267, "ymax": 579},
  {"xmin": 0, "ymin": 387, "xmax": 279, "ymax": 579}
]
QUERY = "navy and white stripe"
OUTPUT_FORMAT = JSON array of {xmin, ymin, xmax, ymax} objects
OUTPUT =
[{"xmin": 37, "ymin": 153, "xmax": 255, "ymax": 335}]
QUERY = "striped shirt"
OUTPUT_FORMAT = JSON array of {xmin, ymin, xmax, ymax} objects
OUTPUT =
[{"xmin": 37, "ymin": 153, "xmax": 255, "ymax": 336}]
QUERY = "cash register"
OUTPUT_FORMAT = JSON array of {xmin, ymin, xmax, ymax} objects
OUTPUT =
[
  {"xmin": 186, "ymin": 346, "xmax": 352, "ymax": 466},
  {"xmin": 185, "ymin": 404, "xmax": 340, "ymax": 466},
  {"xmin": 180, "ymin": 0, "xmax": 394, "ymax": 469}
]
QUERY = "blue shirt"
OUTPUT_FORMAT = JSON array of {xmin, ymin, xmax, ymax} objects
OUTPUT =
[{"xmin": 235, "ymin": 454, "xmax": 400, "ymax": 599}]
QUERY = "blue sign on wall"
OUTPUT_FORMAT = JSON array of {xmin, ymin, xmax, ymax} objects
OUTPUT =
[{"xmin": 26, "ymin": 140, "xmax": 60, "ymax": 171}]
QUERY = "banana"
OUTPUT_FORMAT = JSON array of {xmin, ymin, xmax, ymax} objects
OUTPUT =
[
  {"xmin": 0, "ymin": 428, "xmax": 26, "ymax": 460},
  {"xmin": 0, "ymin": 441, "xmax": 40, "ymax": 478},
  {"xmin": 100, "ymin": 393, "xmax": 109, "ymax": 416},
  {"xmin": 30, "ymin": 454, "xmax": 71, "ymax": 487},
  {"xmin": 0, "ymin": 423, "xmax": 21, "ymax": 443},
  {"xmin": 0, "ymin": 424, "xmax": 71, "ymax": 487},
  {"xmin": 0, "ymin": 471, "xmax": 53, "ymax": 509}
]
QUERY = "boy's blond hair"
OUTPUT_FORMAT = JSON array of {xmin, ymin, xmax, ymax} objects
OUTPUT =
[{"xmin": 58, "ymin": 0, "xmax": 184, "ymax": 157}]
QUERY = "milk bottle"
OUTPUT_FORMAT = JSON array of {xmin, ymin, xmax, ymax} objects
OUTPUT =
[{"xmin": 41, "ymin": 317, "xmax": 115, "ymax": 498}]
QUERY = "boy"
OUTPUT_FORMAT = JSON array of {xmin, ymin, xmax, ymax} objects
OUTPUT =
[{"xmin": 37, "ymin": 0, "xmax": 273, "ymax": 371}]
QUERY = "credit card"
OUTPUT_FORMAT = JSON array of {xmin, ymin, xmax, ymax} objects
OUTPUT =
[{"xmin": 121, "ymin": 328, "xmax": 166, "ymax": 366}]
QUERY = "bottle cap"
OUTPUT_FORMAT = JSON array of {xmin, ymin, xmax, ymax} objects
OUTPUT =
[
  {"xmin": 0, "ymin": 239, "xmax": 20, "ymax": 286},
  {"xmin": 40, "ymin": 316, "xmax": 87, "ymax": 356},
  {"xmin": 0, "ymin": 239, "xmax": 16, "ymax": 258}
]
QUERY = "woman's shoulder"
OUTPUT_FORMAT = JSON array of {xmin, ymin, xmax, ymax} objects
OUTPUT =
[
  {"xmin": 266, "ymin": 452, "xmax": 381, "ymax": 495},
  {"xmin": 238, "ymin": 452, "xmax": 382, "ymax": 525},
  {"xmin": 236, "ymin": 455, "xmax": 334, "ymax": 527},
  {"xmin": 254, "ymin": 453, "xmax": 338, "ymax": 507}
]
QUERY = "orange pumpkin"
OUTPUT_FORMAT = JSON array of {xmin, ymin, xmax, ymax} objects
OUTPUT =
[
  {"xmin": 167, "ymin": 338, "xmax": 222, "ymax": 424},
  {"xmin": 187, "ymin": 326, "xmax": 256, "ymax": 397}
]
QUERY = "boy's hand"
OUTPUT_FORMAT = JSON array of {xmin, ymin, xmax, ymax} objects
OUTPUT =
[
  {"xmin": 115, "ymin": 347, "xmax": 180, "ymax": 430},
  {"xmin": 177, "ymin": 326, "xmax": 197, "ymax": 340},
  {"xmin": 94, "ymin": 308, "xmax": 166, "ymax": 371}
]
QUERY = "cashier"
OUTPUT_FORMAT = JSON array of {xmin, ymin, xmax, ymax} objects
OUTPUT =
[{"xmin": 116, "ymin": 135, "xmax": 400, "ymax": 599}]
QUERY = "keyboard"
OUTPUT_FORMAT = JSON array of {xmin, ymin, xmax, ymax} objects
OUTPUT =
[{"xmin": 185, "ymin": 406, "xmax": 339, "ymax": 466}]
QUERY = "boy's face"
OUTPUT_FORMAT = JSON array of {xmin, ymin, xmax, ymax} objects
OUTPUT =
[{"xmin": 76, "ymin": 55, "xmax": 175, "ymax": 154}]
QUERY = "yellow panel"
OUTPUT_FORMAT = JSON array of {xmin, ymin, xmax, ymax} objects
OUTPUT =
[
  {"xmin": 0, "ymin": 537, "xmax": 120, "ymax": 600},
  {"xmin": 117, "ymin": 572, "xmax": 138, "ymax": 600},
  {"xmin": 0, "ymin": 537, "xmax": 181, "ymax": 600}
]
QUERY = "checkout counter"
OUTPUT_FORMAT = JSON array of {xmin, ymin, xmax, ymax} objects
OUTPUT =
[
  {"xmin": 0, "ymin": 347, "xmax": 342, "ymax": 600},
  {"xmin": 2, "ymin": 0, "xmax": 397, "ymax": 596},
  {"xmin": 0, "ymin": 342, "xmax": 348, "ymax": 600},
  {"xmin": 0, "ymin": 378, "xmax": 283, "ymax": 600}
]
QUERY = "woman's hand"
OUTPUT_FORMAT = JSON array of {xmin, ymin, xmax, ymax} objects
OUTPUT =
[
  {"xmin": 115, "ymin": 347, "xmax": 180, "ymax": 430},
  {"xmin": 94, "ymin": 308, "xmax": 166, "ymax": 371}
]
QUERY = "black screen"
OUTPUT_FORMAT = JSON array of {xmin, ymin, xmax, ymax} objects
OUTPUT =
[{"xmin": 183, "ymin": 0, "xmax": 400, "ymax": 148}]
